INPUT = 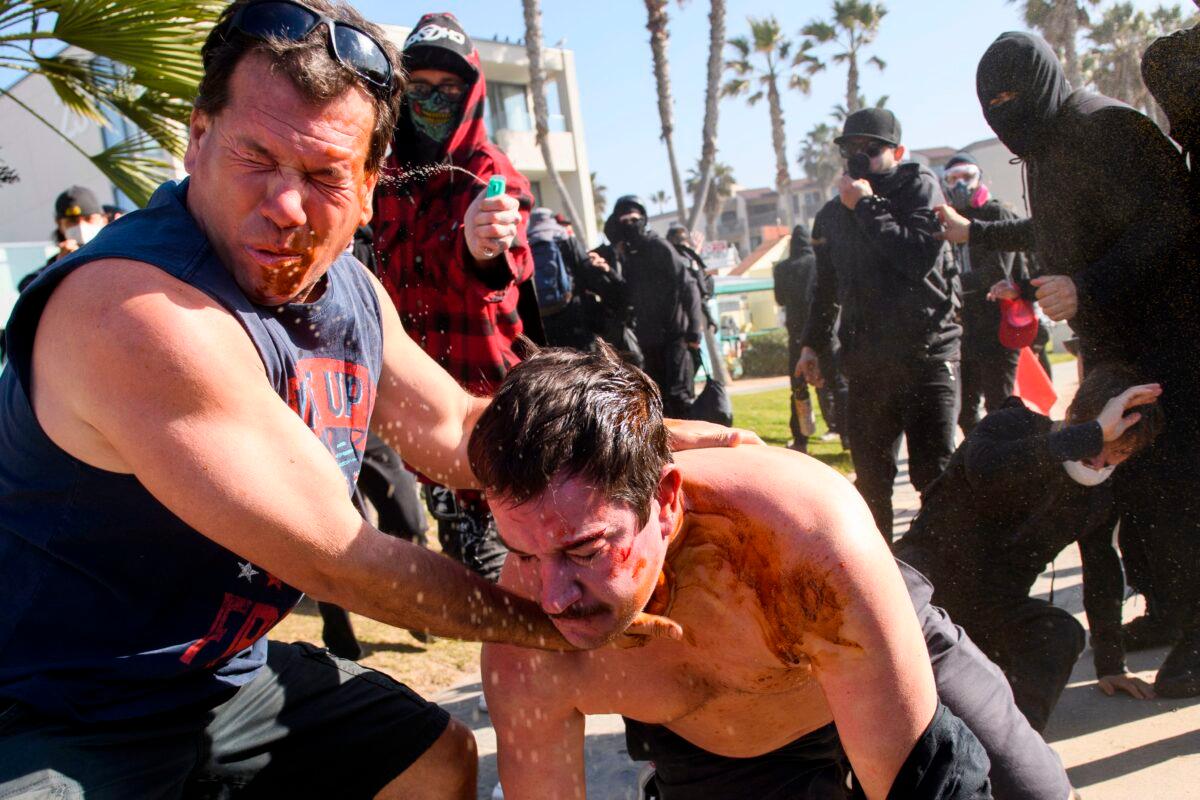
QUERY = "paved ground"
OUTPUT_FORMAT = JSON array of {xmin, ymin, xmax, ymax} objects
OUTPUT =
[{"xmin": 440, "ymin": 361, "xmax": 1200, "ymax": 799}]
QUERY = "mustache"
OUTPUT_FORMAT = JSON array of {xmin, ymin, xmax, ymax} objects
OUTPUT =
[{"xmin": 549, "ymin": 602, "xmax": 609, "ymax": 621}]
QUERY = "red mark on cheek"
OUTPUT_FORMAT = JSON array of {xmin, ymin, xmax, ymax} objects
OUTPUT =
[{"xmin": 616, "ymin": 544, "xmax": 633, "ymax": 562}]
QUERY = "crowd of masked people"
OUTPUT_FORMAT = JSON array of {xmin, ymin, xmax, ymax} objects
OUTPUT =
[{"xmin": 771, "ymin": 25, "xmax": 1200, "ymax": 736}]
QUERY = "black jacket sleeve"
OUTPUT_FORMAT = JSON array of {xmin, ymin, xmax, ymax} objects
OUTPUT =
[
  {"xmin": 1078, "ymin": 519, "xmax": 1128, "ymax": 677},
  {"xmin": 971, "ymin": 216, "xmax": 1037, "ymax": 254},
  {"xmin": 960, "ymin": 406, "xmax": 1104, "ymax": 490},
  {"xmin": 852, "ymin": 170, "xmax": 947, "ymax": 282},
  {"xmin": 801, "ymin": 208, "xmax": 839, "ymax": 353},
  {"xmin": 679, "ymin": 261, "xmax": 706, "ymax": 343}
]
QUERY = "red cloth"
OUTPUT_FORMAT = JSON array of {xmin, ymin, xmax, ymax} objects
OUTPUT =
[
  {"xmin": 373, "ymin": 29, "xmax": 535, "ymax": 397},
  {"xmin": 1013, "ymin": 346, "xmax": 1058, "ymax": 414}
]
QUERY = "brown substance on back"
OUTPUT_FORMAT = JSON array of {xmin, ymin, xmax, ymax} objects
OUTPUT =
[{"xmin": 666, "ymin": 480, "xmax": 860, "ymax": 667}]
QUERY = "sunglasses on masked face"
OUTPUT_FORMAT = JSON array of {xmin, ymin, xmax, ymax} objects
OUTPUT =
[
  {"xmin": 405, "ymin": 80, "xmax": 468, "ymax": 103},
  {"xmin": 220, "ymin": 0, "xmax": 394, "ymax": 95},
  {"xmin": 839, "ymin": 140, "xmax": 888, "ymax": 160}
]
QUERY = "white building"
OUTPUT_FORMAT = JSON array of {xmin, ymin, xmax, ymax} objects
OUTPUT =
[{"xmin": 0, "ymin": 28, "xmax": 597, "ymax": 319}]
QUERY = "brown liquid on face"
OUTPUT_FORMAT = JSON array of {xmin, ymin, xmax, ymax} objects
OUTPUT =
[
  {"xmin": 665, "ymin": 482, "xmax": 860, "ymax": 667},
  {"xmin": 260, "ymin": 228, "xmax": 322, "ymax": 301}
]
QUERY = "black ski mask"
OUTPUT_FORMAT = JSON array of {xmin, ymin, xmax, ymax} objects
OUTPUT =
[{"xmin": 976, "ymin": 32, "xmax": 1071, "ymax": 158}]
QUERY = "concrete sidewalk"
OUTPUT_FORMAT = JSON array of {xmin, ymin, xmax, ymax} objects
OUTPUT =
[{"xmin": 441, "ymin": 360, "xmax": 1200, "ymax": 798}]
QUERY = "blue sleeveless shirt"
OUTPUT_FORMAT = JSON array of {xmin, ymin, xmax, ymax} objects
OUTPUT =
[{"xmin": 0, "ymin": 180, "xmax": 383, "ymax": 721}]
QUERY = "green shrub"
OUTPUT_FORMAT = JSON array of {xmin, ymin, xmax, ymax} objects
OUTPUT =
[{"xmin": 740, "ymin": 329, "xmax": 790, "ymax": 377}]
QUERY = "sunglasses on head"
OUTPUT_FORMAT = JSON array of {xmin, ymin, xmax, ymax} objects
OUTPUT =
[
  {"xmin": 222, "ymin": 0, "xmax": 394, "ymax": 94},
  {"xmin": 839, "ymin": 140, "xmax": 888, "ymax": 160}
]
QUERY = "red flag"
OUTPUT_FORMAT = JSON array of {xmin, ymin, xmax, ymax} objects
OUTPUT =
[{"xmin": 1013, "ymin": 347, "xmax": 1057, "ymax": 414}]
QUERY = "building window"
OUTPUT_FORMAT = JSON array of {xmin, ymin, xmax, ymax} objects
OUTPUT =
[
  {"xmin": 528, "ymin": 180, "xmax": 543, "ymax": 207},
  {"xmin": 544, "ymin": 79, "xmax": 567, "ymax": 133},
  {"xmin": 487, "ymin": 82, "xmax": 532, "ymax": 133},
  {"xmin": 720, "ymin": 210, "xmax": 737, "ymax": 224}
]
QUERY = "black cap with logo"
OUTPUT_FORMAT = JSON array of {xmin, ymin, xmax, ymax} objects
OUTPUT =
[
  {"xmin": 54, "ymin": 185, "xmax": 102, "ymax": 219},
  {"xmin": 834, "ymin": 108, "xmax": 902, "ymax": 147}
]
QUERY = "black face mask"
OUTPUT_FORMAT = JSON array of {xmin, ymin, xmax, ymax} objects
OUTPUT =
[
  {"xmin": 619, "ymin": 217, "xmax": 647, "ymax": 243},
  {"xmin": 977, "ymin": 32, "xmax": 1070, "ymax": 157}
]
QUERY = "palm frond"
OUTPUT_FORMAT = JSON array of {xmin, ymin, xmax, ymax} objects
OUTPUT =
[{"xmin": 88, "ymin": 131, "xmax": 174, "ymax": 207}]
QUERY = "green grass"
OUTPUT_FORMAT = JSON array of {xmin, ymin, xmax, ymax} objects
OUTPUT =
[{"xmin": 731, "ymin": 387, "xmax": 853, "ymax": 474}]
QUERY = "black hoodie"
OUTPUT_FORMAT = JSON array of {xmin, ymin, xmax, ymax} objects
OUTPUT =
[
  {"xmin": 802, "ymin": 162, "xmax": 961, "ymax": 372},
  {"xmin": 970, "ymin": 32, "xmax": 1199, "ymax": 381},
  {"xmin": 773, "ymin": 225, "xmax": 817, "ymax": 341}
]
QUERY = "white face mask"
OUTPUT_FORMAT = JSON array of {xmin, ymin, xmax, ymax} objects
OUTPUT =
[
  {"xmin": 64, "ymin": 219, "xmax": 102, "ymax": 246},
  {"xmin": 1063, "ymin": 459, "xmax": 1116, "ymax": 486}
]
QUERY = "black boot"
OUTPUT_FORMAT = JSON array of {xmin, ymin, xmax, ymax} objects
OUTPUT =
[
  {"xmin": 318, "ymin": 601, "xmax": 363, "ymax": 661},
  {"xmin": 1154, "ymin": 625, "xmax": 1200, "ymax": 698}
]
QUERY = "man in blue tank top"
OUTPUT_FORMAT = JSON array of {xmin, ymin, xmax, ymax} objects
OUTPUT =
[{"xmin": 0, "ymin": 2, "xmax": 730, "ymax": 797}]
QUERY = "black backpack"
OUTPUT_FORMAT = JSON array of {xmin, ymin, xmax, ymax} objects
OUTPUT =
[{"xmin": 531, "ymin": 238, "xmax": 572, "ymax": 315}]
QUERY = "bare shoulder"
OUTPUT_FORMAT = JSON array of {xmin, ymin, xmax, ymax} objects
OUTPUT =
[
  {"xmin": 33, "ymin": 259, "xmax": 265, "ymax": 468},
  {"xmin": 41, "ymin": 258, "xmax": 258, "ymax": 369},
  {"xmin": 675, "ymin": 445, "xmax": 881, "ymax": 560}
]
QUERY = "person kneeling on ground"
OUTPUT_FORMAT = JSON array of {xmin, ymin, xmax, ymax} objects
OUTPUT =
[
  {"xmin": 473, "ymin": 343, "xmax": 1082, "ymax": 800},
  {"xmin": 896, "ymin": 363, "xmax": 1163, "ymax": 732}
]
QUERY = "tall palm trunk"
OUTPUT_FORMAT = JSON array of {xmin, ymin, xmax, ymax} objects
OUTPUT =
[
  {"xmin": 522, "ymin": 0, "xmax": 584, "ymax": 234},
  {"xmin": 1061, "ymin": 5, "xmax": 1083, "ymax": 87},
  {"xmin": 765, "ymin": 65, "xmax": 794, "ymax": 229},
  {"xmin": 686, "ymin": 0, "xmax": 726, "ymax": 232},
  {"xmin": 645, "ymin": 0, "xmax": 688, "ymax": 222}
]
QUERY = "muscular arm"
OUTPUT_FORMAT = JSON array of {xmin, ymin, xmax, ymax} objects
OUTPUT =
[
  {"xmin": 788, "ymin": 467, "xmax": 939, "ymax": 799},
  {"xmin": 33, "ymin": 259, "xmax": 569, "ymax": 650},
  {"xmin": 484, "ymin": 559, "xmax": 588, "ymax": 798},
  {"xmin": 366, "ymin": 268, "xmax": 489, "ymax": 490}
]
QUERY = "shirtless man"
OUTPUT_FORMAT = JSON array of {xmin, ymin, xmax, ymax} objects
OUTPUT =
[{"xmin": 469, "ymin": 346, "xmax": 985, "ymax": 799}]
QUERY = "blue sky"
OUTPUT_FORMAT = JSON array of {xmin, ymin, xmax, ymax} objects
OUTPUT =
[{"xmin": 356, "ymin": 0, "xmax": 1192, "ymax": 214}]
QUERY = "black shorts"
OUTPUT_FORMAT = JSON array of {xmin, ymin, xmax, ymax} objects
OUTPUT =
[
  {"xmin": 626, "ymin": 702, "xmax": 991, "ymax": 800},
  {"xmin": 0, "ymin": 641, "xmax": 450, "ymax": 799}
]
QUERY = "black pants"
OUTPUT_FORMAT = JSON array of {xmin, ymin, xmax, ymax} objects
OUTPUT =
[
  {"xmin": 787, "ymin": 337, "xmax": 811, "ymax": 451},
  {"xmin": 358, "ymin": 433, "xmax": 428, "ymax": 545},
  {"xmin": 0, "ymin": 642, "xmax": 449, "ymax": 799},
  {"xmin": 423, "ymin": 485, "xmax": 508, "ymax": 584},
  {"xmin": 949, "ymin": 596, "xmax": 1084, "ymax": 734},
  {"xmin": 847, "ymin": 359, "xmax": 961, "ymax": 540},
  {"xmin": 958, "ymin": 346, "xmax": 1019, "ymax": 437},
  {"xmin": 642, "ymin": 337, "xmax": 696, "ymax": 419}
]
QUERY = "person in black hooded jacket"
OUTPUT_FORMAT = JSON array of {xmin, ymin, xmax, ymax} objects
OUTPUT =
[
  {"xmin": 938, "ymin": 31, "xmax": 1200, "ymax": 698},
  {"xmin": 592, "ymin": 196, "xmax": 704, "ymax": 417},
  {"xmin": 799, "ymin": 108, "xmax": 962, "ymax": 540}
]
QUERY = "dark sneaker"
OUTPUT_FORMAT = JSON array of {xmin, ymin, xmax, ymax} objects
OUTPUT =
[
  {"xmin": 1121, "ymin": 613, "xmax": 1181, "ymax": 652},
  {"xmin": 1154, "ymin": 629, "xmax": 1200, "ymax": 698}
]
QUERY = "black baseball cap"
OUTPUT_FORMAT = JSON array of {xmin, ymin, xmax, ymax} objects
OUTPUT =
[
  {"xmin": 402, "ymin": 13, "xmax": 476, "ymax": 82},
  {"xmin": 54, "ymin": 185, "xmax": 102, "ymax": 219},
  {"xmin": 834, "ymin": 108, "xmax": 902, "ymax": 147}
]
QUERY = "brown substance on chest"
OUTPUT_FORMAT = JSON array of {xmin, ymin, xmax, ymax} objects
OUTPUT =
[{"xmin": 665, "ymin": 486, "xmax": 860, "ymax": 667}]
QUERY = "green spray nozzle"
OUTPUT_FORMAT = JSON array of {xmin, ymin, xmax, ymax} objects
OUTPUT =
[{"xmin": 485, "ymin": 176, "xmax": 506, "ymax": 198}]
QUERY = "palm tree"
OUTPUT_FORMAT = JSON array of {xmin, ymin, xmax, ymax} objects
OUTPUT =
[
  {"xmin": 522, "ymin": 0, "xmax": 584, "ymax": 234},
  {"xmin": 723, "ymin": 16, "xmax": 809, "ymax": 228},
  {"xmin": 799, "ymin": 1, "xmax": 888, "ymax": 116},
  {"xmin": 0, "ymin": 0, "xmax": 222, "ymax": 206},
  {"xmin": 686, "ymin": 0, "xmax": 726, "ymax": 233},
  {"xmin": 590, "ymin": 171, "xmax": 608, "ymax": 231},
  {"xmin": 686, "ymin": 159, "xmax": 734, "ymax": 243},
  {"xmin": 644, "ymin": 0, "xmax": 688, "ymax": 223},
  {"xmin": 798, "ymin": 122, "xmax": 840, "ymax": 200},
  {"xmin": 1082, "ymin": 2, "xmax": 1195, "ymax": 127},
  {"xmin": 650, "ymin": 189, "xmax": 669, "ymax": 216},
  {"xmin": 1009, "ymin": 0, "xmax": 1099, "ymax": 88}
]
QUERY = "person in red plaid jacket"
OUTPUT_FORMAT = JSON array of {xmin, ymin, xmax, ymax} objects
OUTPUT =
[{"xmin": 373, "ymin": 12, "xmax": 534, "ymax": 582}]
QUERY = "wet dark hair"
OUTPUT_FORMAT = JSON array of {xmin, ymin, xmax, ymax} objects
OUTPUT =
[
  {"xmin": 196, "ymin": 0, "xmax": 403, "ymax": 173},
  {"xmin": 468, "ymin": 342, "xmax": 672, "ymax": 527},
  {"xmin": 1066, "ymin": 362, "xmax": 1164, "ymax": 454}
]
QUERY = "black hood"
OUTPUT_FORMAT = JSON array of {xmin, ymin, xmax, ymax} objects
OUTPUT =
[
  {"xmin": 976, "ymin": 32, "xmax": 1071, "ymax": 157},
  {"xmin": 789, "ymin": 224, "xmax": 813, "ymax": 259}
]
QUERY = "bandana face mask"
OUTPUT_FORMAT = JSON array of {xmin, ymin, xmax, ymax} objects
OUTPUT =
[
  {"xmin": 407, "ymin": 88, "xmax": 463, "ymax": 143},
  {"xmin": 1063, "ymin": 459, "xmax": 1116, "ymax": 486}
]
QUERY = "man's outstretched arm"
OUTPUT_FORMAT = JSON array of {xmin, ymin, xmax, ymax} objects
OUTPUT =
[{"xmin": 35, "ymin": 259, "xmax": 569, "ymax": 649}]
